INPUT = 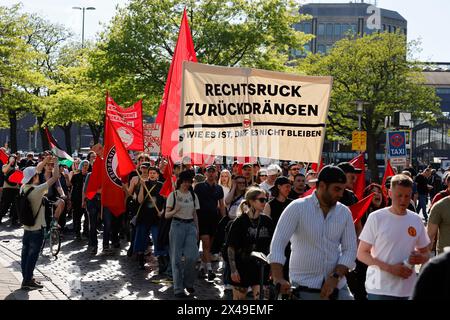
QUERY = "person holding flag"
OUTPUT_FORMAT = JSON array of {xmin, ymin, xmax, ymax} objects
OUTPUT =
[{"xmin": 134, "ymin": 164, "xmax": 164, "ymax": 270}]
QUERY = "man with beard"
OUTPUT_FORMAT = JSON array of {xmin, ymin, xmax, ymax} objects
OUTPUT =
[{"xmin": 269, "ymin": 165, "xmax": 357, "ymax": 300}]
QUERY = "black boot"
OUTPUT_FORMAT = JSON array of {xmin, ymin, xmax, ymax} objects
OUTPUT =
[
  {"xmin": 158, "ymin": 256, "xmax": 167, "ymax": 274},
  {"xmin": 138, "ymin": 253, "xmax": 145, "ymax": 270}
]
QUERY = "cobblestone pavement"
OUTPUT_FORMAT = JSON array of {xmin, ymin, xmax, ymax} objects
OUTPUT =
[{"xmin": 0, "ymin": 217, "xmax": 230, "ymax": 300}]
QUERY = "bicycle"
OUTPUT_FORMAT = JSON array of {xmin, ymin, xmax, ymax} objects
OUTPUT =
[{"xmin": 40, "ymin": 197, "xmax": 61, "ymax": 258}]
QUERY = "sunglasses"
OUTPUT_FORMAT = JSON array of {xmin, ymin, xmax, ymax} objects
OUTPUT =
[{"xmin": 255, "ymin": 197, "xmax": 267, "ymax": 203}]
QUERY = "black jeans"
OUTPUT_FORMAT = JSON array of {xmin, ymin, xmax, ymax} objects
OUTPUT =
[
  {"xmin": 0, "ymin": 187, "xmax": 19, "ymax": 223},
  {"xmin": 87, "ymin": 196, "xmax": 101, "ymax": 247}
]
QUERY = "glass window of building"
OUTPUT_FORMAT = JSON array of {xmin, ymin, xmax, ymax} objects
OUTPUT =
[
  {"xmin": 382, "ymin": 24, "xmax": 386, "ymax": 31},
  {"xmin": 437, "ymin": 88, "xmax": 450, "ymax": 95},
  {"xmin": 403, "ymin": 28, "xmax": 407, "ymax": 35},
  {"xmin": 304, "ymin": 22, "xmax": 312, "ymax": 34},
  {"xmin": 393, "ymin": 26, "xmax": 397, "ymax": 33},
  {"xmin": 318, "ymin": 45, "xmax": 326, "ymax": 53},
  {"xmin": 351, "ymin": 24, "xmax": 357, "ymax": 34},
  {"xmin": 318, "ymin": 23, "xmax": 325, "ymax": 36},
  {"xmin": 326, "ymin": 23, "xmax": 333, "ymax": 38},
  {"xmin": 304, "ymin": 44, "xmax": 311, "ymax": 53},
  {"xmin": 388, "ymin": 25, "xmax": 392, "ymax": 33},
  {"xmin": 334, "ymin": 24, "xmax": 341, "ymax": 38},
  {"xmin": 341, "ymin": 24, "xmax": 350, "ymax": 35}
]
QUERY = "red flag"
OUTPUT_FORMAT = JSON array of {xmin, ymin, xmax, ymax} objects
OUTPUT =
[
  {"xmin": 301, "ymin": 186, "xmax": 316, "ymax": 198},
  {"xmin": 106, "ymin": 94, "xmax": 144, "ymax": 151},
  {"xmin": 311, "ymin": 157, "xmax": 324, "ymax": 172},
  {"xmin": 0, "ymin": 148, "xmax": 8, "ymax": 163},
  {"xmin": 8, "ymin": 170, "xmax": 24, "ymax": 184},
  {"xmin": 381, "ymin": 159, "xmax": 395, "ymax": 200},
  {"xmin": 85, "ymin": 156, "xmax": 103, "ymax": 200},
  {"xmin": 156, "ymin": 9, "xmax": 197, "ymax": 159},
  {"xmin": 101, "ymin": 118, "xmax": 135, "ymax": 216},
  {"xmin": 350, "ymin": 153, "xmax": 365, "ymax": 200},
  {"xmin": 160, "ymin": 158, "xmax": 176, "ymax": 198},
  {"xmin": 350, "ymin": 193, "xmax": 375, "ymax": 224}
]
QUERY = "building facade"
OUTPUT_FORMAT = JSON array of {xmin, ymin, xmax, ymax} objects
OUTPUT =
[
  {"xmin": 413, "ymin": 64, "xmax": 450, "ymax": 167},
  {"xmin": 294, "ymin": 2, "xmax": 407, "ymax": 55}
]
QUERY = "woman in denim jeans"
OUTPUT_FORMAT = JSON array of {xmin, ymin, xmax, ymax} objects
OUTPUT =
[{"xmin": 165, "ymin": 170, "xmax": 200, "ymax": 298}]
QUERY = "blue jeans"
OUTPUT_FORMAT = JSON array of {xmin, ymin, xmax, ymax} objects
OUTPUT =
[
  {"xmin": 169, "ymin": 220, "xmax": 199, "ymax": 294},
  {"xmin": 134, "ymin": 224, "xmax": 151, "ymax": 253},
  {"xmin": 87, "ymin": 196, "xmax": 100, "ymax": 247},
  {"xmin": 368, "ymin": 294, "xmax": 409, "ymax": 300},
  {"xmin": 417, "ymin": 194, "xmax": 428, "ymax": 222},
  {"xmin": 21, "ymin": 229, "xmax": 44, "ymax": 283}
]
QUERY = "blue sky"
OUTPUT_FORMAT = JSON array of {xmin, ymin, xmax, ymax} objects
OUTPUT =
[{"xmin": 1, "ymin": 0, "xmax": 448, "ymax": 62}]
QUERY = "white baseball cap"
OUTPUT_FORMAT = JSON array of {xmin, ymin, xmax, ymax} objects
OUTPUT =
[
  {"xmin": 267, "ymin": 164, "xmax": 281, "ymax": 176},
  {"xmin": 21, "ymin": 166, "xmax": 37, "ymax": 184}
]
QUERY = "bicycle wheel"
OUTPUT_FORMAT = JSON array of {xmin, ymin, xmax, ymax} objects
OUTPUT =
[
  {"xmin": 49, "ymin": 228, "xmax": 61, "ymax": 257},
  {"xmin": 40, "ymin": 233, "xmax": 48, "ymax": 255}
]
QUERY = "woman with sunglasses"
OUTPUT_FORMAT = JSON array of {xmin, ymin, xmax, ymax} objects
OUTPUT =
[{"xmin": 227, "ymin": 187, "xmax": 274, "ymax": 300}]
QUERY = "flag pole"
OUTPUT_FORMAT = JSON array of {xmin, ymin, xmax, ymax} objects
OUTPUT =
[{"xmin": 135, "ymin": 169, "xmax": 162, "ymax": 216}]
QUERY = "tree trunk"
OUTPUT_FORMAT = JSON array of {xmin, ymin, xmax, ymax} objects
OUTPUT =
[
  {"xmin": 37, "ymin": 116, "xmax": 50, "ymax": 151},
  {"xmin": 367, "ymin": 130, "xmax": 380, "ymax": 183},
  {"xmin": 59, "ymin": 123, "xmax": 72, "ymax": 155},
  {"xmin": 88, "ymin": 122, "xmax": 103, "ymax": 145},
  {"xmin": 8, "ymin": 109, "xmax": 17, "ymax": 153}
]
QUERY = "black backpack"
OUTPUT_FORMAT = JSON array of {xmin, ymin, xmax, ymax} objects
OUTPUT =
[
  {"xmin": 18, "ymin": 187, "xmax": 42, "ymax": 226},
  {"xmin": 221, "ymin": 218, "xmax": 235, "ymax": 263}
]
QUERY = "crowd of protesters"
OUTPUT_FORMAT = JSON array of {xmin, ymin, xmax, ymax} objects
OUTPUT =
[{"xmin": 1, "ymin": 145, "xmax": 450, "ymax": 299}]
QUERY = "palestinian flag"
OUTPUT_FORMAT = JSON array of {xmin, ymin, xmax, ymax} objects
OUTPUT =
[{"xmin": 45, "ymin": 127, "xmax": 74, "ymax": 167}]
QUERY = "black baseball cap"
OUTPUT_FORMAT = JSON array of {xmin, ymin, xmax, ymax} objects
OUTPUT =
[
  {"xmin": 310, "ymin": 165, "xmax": 347, "ymax": 184},
  {"xmin": 337, "ymin": 162, "xmax": 362, "ymax": 174}
]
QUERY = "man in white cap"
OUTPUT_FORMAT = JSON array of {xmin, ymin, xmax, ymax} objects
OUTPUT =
[
  {"xmin": 19, "ymin": 156, "xmax": 60, "ymax": 290},
  {"xmin": 259, "ymin": 164, "xmax": 281, "ymax": 197}
]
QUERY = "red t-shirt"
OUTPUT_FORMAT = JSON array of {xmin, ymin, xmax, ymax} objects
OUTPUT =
[{"xmin": 431, "ymin": 190, "xmax": 450, "ymax": 207}]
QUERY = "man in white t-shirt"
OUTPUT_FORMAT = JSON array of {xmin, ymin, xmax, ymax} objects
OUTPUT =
[{"xmin": 357, "ymin": 174, "xmax": 430, "ymax": 300}]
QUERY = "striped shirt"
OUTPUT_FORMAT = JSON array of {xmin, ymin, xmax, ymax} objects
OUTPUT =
[{"xmin": 268, "ymin": 192, "xmax": 357, "ymax": 289}]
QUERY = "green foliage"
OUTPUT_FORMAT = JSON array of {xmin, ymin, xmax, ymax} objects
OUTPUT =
[
  {"xmin": 301, "ymin": 32, "xmax": 441, "ymax": 142},
  {"xmin": 44, "ymin": 48, "xmax": 104, "ymax": 129},
  {"xmin": 87, "ymin": 0, "xmax": 313, "ymax": 114}
]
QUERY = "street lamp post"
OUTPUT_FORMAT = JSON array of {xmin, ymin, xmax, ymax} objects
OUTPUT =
[
  {"xmin": 355, "ymin": 100, "xmax": 365, "ymax": 131},
  {"xmin": 72, "ymin": 6, "xmax": 96, "ymax": 48},
  {"xmin": 72, "ymin": 6, "xmax": 95, "ymax": 152}
]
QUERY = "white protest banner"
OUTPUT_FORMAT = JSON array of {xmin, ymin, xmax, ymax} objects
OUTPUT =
[
  {"xmin": 179, "ymin": 62, "xmax": 332, "ymax": 163},
  {"xmin": 143, "ymin": 123, "xmax": 161, "ymax": 154}
]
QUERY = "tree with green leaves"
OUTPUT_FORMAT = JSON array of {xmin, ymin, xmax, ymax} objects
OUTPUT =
[
  {"xmin": 300, "ymin": 32, "xmax": 441, "ymax": 181},
  {"xmin": 45, "ymin": 46, "xmax": 104, "ymax": 153},
  {"xmin": 0, "ymin": 4, "xmax": 45, "ymax": 153},
  {"xmin": 22, "ymin": 14, "xmax": 72, "ymax": 151},
  {"xmin": 88, "ymin": 0, "xmax": 313, "ymax": 114}
]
